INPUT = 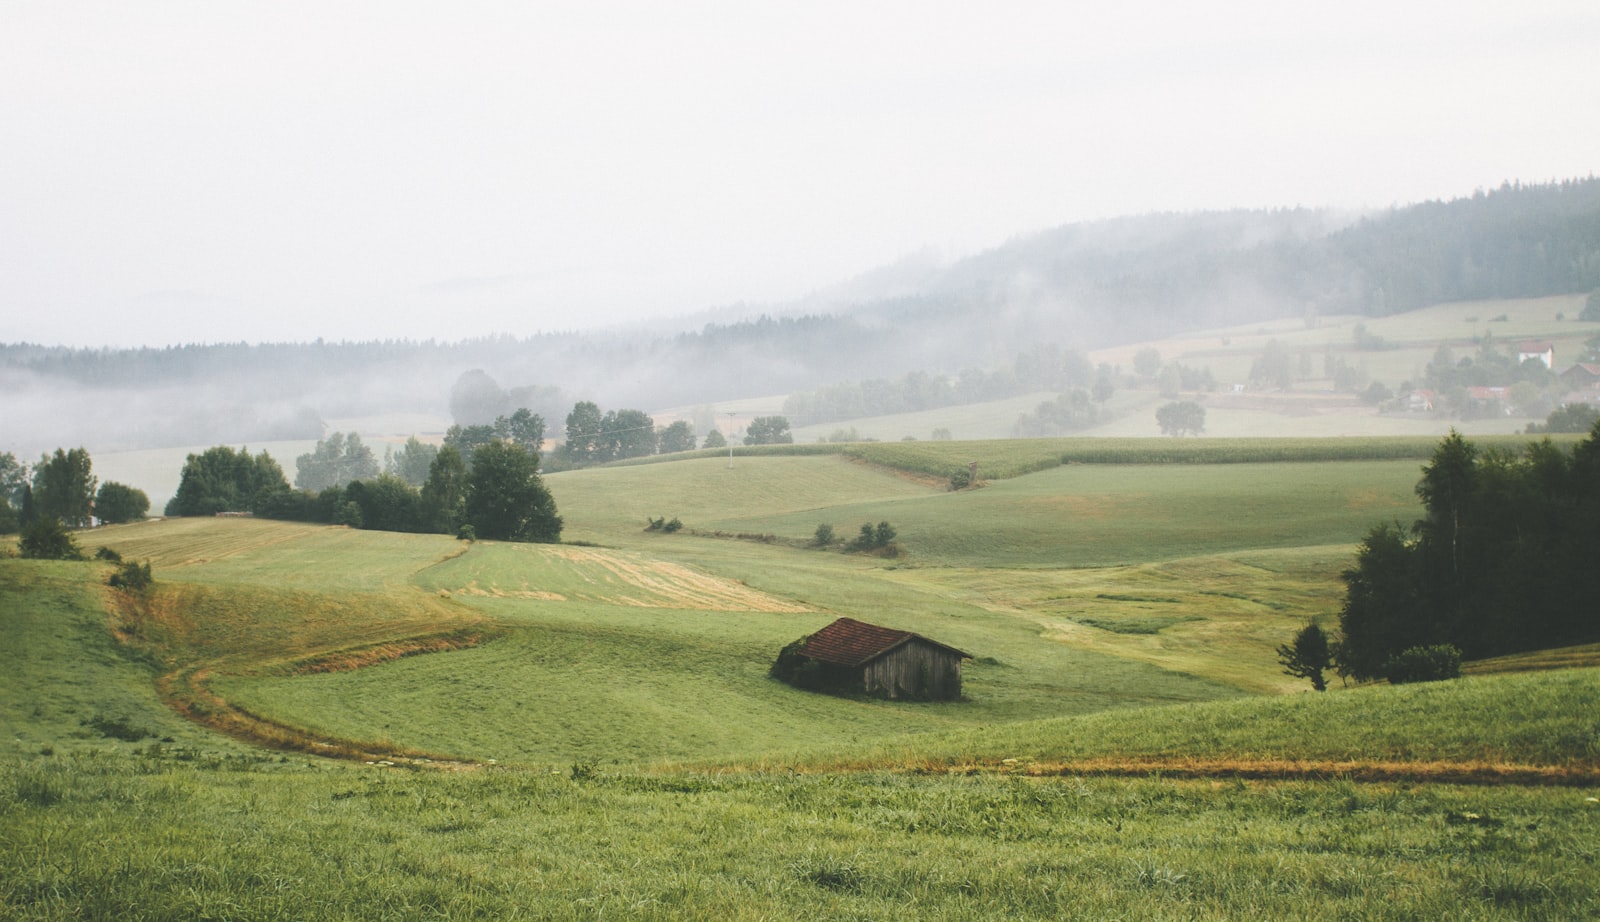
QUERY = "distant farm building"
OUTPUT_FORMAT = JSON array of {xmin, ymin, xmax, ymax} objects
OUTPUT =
[
  {"xmin": 1561, "ymin": 363, "xmax": 1600, "ymax": 390},
  {"xmin": 1517, "ymin": 341, "xmax": 1555, "ymax": 368},
  {"xmin": 772, "ymin": 617, "xmax": 970, "ymax": 701}
]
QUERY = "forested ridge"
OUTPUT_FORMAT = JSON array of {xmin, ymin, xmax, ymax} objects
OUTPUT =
[{"xmin": 6, "ymin": 179, "xmax": 1598, "ymax": 453}]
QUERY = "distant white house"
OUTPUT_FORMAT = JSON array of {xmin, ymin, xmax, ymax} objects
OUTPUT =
[
  {"xmin": 1404, "ymin": 388, "xmax": 1437, "ymax": 412},
  {"xmin": 1517, "ymin": 341, "xmax": 1555, "ymax": 368}
]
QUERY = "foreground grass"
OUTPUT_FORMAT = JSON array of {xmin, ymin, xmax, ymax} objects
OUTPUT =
[
  {"xmin": 4, "ymin": 538, "xmax": 1599, "ymax": 919},
  {"xmin": 5, "ymin": 750, "xmax": 1598, "ymax": 921}
]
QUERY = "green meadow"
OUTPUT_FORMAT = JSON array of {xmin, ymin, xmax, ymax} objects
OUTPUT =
[{"xmin": 4, "ymin": 442, "xmax": 1599, "ymax": 919}]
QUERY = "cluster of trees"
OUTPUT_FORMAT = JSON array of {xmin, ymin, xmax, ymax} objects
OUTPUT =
[
  {"xmin": 166, "ymin": 446, "xmax": 291, "ymax": 517},
  {"xmin": 294, "ymin": 432, "xmax": 379, "ymax": 491},
  {"xmin": 1012, "ymin": 390, "xmax": 1104, "ymax": 437},
  {"xmin": 811, "ymin": 521, "xmax": 899, "ymax": 554},
  {"xmin": 556, "ymin": 403, "xmax": 659, "ymax": 467},
  {"xmin": 551, "ymin": 402, "xmax": 711, "ymax": 468},
  {"xmin": 1423, "ymin": 339, "xmax": 1555, "ymax": 394},
  {"xmin": 782, "ymin": 345, "xmax": 1108, "ymax": 428},
  {"xmin": 168, "ymin": 438, "xmax": 561, "ymax": 543},
  {"xmin": 0, "ymin": 448, "xmax": 149, "ymax": 535},
  {"xmin": 1335, "ymin": 427, "xmax": 1600, "ymax": 680},
  {"xmin": 1527, "ymin": 402, "xmax": 1600, "ymax": 434}
]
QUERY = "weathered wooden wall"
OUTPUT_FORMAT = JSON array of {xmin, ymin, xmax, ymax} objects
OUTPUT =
[{"xmin": 861, "ymin": 641, "xmax": 963, "ymax": 700}]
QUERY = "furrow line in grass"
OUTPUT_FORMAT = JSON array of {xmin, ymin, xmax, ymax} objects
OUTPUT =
[
  {"xmin": 149, "ymin": 640, "xmax": 490, "ymax": 769},
  {"xmin": 711, "ymin": 757, "xmax": 1600, "ymax": 787}
]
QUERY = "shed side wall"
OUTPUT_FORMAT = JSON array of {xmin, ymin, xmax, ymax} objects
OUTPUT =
[{"xmin": 862, "ymin": 641, "xmax": 963, "ymax": 700}]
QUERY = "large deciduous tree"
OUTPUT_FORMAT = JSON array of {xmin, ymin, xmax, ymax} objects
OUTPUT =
[
  {"xmin": 1277, "ymin": 622, "xmax": 1332, "ymax": 691},
  {"xmin": 387, "ymin": 436, "xmax": 440, "ymax": 487},
  {"xmin": 32, "ymin": 447, "xmax": 96, "ymax": 527},
  {"xmin": 168, "ymin": 446, "xmax": 291, "ymax": 516},
  {"xmin": 94, "ymin": 481, "xmax": 150, "ymax": 524},
  {"xmin": 464, "ymin": 441, "xmax": 561, "ymax": 542},
  {"xmin": 0, "ymin": 452, "xmax": 27, "ymax": 510},
  {"xmin": 606, "ymin": 408, "xmax": 657, "ymax": 460},
  {"xmin": 743, "ymin": 416, "xmax": 793, "ymax": 446},
  {"xmin": 420, "ymin": 445, "xmax": 468, "ymax": 534},
  {"xmin": 562, "ymin": 401, "xmax": 605, "ymax": 466},
  {"xmin": 656, "ymin": 420, "xmax": 697, "ymax": 454},
  {"xmin": 1155, "ymin": 401, "xmax": 1206, "ymax": 437},
  {"xmin": 495, "ymin": 408, "xmax": 546, "ymax": 456}
]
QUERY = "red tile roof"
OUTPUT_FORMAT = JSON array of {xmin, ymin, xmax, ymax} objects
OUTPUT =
[{"xmin": 797, "ymin": 617, "xmax": 970, "ymax": 666}]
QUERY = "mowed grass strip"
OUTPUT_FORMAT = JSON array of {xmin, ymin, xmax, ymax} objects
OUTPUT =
[
  {"xmin": 97, "ymin": 517, "xmax": 470, "ymax": 591},
  {"xmin": 418, "ymin": 541, "xmax": 812, "ymax": 612},
  {"xmin": 548, "ymin": 454, "xmax": 934, "ymax": 542}
]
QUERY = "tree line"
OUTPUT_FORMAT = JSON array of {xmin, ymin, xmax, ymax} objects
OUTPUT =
[
  {"xmin": 782, "ymin": 344, "xmax": 1107, "ymax": 429},
  {"xmin": 1333, "ymin": 425, "xmax": 1600, "ymax": 681},
  {"xmin": 167, "ymin": 438, "xmax": 561, "ymax": 543},
  {"xmin": 0, "ymin": 448, "xmax": 150, "ymax": 537}
]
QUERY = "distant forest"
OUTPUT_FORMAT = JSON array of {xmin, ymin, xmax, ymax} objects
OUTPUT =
[{"xmin": 5, "ymin": 178, "xmax": 1598, "ymax": 453}]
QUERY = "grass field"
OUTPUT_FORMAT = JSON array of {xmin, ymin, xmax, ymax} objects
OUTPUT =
[{"xmin": 5, "ymin": 433, "xmax": 1600, "ymax": 919}]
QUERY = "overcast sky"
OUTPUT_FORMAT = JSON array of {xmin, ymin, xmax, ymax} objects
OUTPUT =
[{"xmin": 3, "ymin": 1, "xmax": 1597, "ymax": 348}]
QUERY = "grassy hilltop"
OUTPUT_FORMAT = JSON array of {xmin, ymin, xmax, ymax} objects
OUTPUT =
[{"xmin": 4, "ymin": 443, "xmax": 1599, "ymax": 919}]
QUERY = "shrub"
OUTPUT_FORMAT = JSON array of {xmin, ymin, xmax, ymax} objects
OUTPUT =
[
  {"xmin": 770, "ymin": 637, "xmax": 858, "ymax": 695},
  {"xmin": 1383, "ymin": 645, "xmax": 1462, "ymax": 684},
  {"xmin": 844, "ymin": 521, "xmax": 901, "ymax": 556},
  {"xmin": 19, "ymin": 519, "xmax": 83, "ymax": 560},
  {"xmin": 108, "ymin": 560, "xmax": 153, "ymax": 591},
  {"xmin": 813, "ymin": 523, "xmax": 835, "ymax": 546},
  {"xmin": 1277, "ymin": 622, "xmax": 1332, "ymax": 691},
  {"xmin": 456, "ymin": 524, "xmax": 476, "ymax": 542},
  {"xmin": 95, "ymin": 546, "xmax": 123, "ymax": 562}
]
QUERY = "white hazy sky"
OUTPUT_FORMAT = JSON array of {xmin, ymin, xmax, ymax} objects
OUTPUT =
[{"xmin": 3, "ymin": 1, "xmax": 1597, "ymax": 348}]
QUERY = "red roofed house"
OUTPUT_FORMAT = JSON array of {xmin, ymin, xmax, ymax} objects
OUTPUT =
[
  {"xmin": 772, "ymin": 617, "xmax": 971, "ymax": 700},
  {"xmin": 1517, "ymin": 341, "xmax": 1554, "ymax": 368},
  {"xmin": 1561, "ymin": 363, "xmax": 1600, "ymax": 389}
]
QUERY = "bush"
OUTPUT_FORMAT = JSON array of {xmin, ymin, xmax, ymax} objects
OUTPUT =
[
  {"xmin": 813, "ymin": 523, "xmax": 835, "ymax": 546},
  {"xmin": 456, "ymin": 524, "xmax": 476, "ymax": 542},
  {"xmin": 95, "ymin": 546, "xmax": 123, "ymax": 562},
  {"xmin": 1383, "ymin": 645, "xmax": 1462, "ymax": 684},
  {"xmin": 108, "ymin": 560, "xmax": 153, "ymax": 590},
  {"xmin": 770, "ymin": 637, "xmax": 858, "ymax": 695},
  {"xmin": 19, "ymin": 520, "xmax": 83, "ymax": 560},
  {"xmin": 109, "ymin": 559, "xmax": 152, "ymax": 590}
]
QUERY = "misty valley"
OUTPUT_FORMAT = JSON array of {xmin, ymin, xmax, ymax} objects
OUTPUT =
[{"xmin": 5, "ymin": 178, "xmax": 1600, "ymax": 920}]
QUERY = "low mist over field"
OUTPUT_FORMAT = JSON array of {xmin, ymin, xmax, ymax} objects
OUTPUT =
[
  {"xmin": 5, "ymin": 180, "xmax": 1600, "ymax": 478},
  {"xmin": 3, "ymin": 3, "xmax": 1598, "ymax": 475}
]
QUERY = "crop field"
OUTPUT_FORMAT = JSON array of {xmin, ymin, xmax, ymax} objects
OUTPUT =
[{"xmin": 4, "ymin": 438, "xmax": 1598, "ymax": 919}]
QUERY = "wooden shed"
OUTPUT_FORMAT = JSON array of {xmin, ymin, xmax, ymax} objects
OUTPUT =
[{"xmin": 774, "ymin": 617, "xmax": 971, "ymax": 701}]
